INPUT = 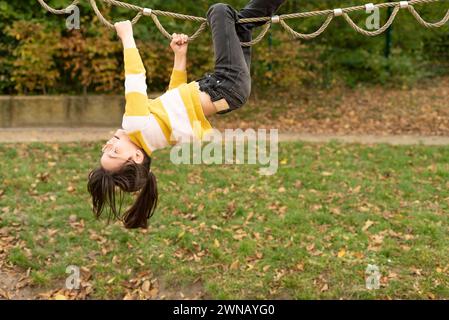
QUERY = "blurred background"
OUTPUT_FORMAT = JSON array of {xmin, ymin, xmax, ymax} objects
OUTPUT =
[{"xmin": 1, "ymin": 0, "xmax": 448, "ymax": 95}]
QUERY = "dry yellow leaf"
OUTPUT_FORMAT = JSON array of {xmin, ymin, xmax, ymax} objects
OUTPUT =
[
  {"xmin": 362, "ymin": 220, "xmax": 375, "ymax": 232},
  {"xmin": 141, "ymin": 280, "xmax": 151, "ymax": 292},
  {"xmin": 177, "ymin": 231, "xmax": 185, "ymax": 239},
  {"xmin": 296, "ymin": 263, "xmax": 304, "ymax": 271},
  {"xmin": 230, "ymin": 260, "xmax": 240, "ymax": 270}
]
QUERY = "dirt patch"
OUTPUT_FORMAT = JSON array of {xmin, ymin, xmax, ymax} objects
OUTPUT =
[
  {"xmin": 156, "ymin": 277, "xmax": 209, "ymax": 300},
  {"xmin": 0, "ymin": 270, "xmax": 41, "ymax": 300},
  {"xmin": 0, "ymin": 224, "xmax": 44, "ymax": 300},
  {"xmin": 278, "ymin": 133, "xmax": 449, "ymax": 145}
]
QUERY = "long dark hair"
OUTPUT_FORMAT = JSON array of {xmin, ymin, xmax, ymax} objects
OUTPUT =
[{"xmin": 87, "ymin": 154, "xmax": 158, "ymax": 229}]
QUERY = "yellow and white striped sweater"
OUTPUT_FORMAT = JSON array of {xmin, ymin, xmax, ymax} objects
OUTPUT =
[{"xmin": 122, "ymin": 47, "xmax": 213, "ymax": 156}]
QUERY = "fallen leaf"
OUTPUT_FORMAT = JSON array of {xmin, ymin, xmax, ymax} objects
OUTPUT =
[
  {"xmin": 296, "ymin": 263, "xmax": 304, "ymax": 271},
  {"xmin": 141, "ymin": 280, "xmax": 151, "ymax": 292},
  {"xmin": 362, "ymin": 220, "xmax": 375, "ymax": 232},
  {"xmin": 230, "ymin": 260, "xmax": 240, "ymax": 270}
]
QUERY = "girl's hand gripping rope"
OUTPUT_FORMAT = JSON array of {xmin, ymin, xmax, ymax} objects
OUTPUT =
[
  {"xmin": 170, "ymin": 33, "xmax": 189, "ymax": 56},
  {"xmin": 115, "ymin": 20, "xmax": 136, "ymax": 48}
]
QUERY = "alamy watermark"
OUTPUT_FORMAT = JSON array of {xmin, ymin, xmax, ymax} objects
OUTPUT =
[
  {"xmin": 365, "ymin": 264, "xmax": 381, "ymax": 290},
  {"xmin": 169, "ymin": 125, "xmax": 279, "ymax": 176},
  {"xmin": 65, "ymin": 5, "xmax": 80, "ymax": 30},
  {"xmin": 365, "ymin": 5, "xmax": 381, "ymax": 30},
  {"xmin": 66, "ymin": 265, "xmax": 81, "ymax": 290}
]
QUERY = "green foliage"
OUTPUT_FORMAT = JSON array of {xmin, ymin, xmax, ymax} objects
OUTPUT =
[
  {"xmin": 59, "ymin": 24, "xmax": 122, "ymax": 93},
  {"xmin": 5, "ymin": 21, "xmax": 61, "ymax": 94},
  {"xmin": 0, "ymin": 0, "xmax": 448, "ymax": 94}
]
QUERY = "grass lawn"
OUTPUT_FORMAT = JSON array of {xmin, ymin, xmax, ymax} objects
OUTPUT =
[{"xmin": 0, "ymin": 141, "xmax": 448, "ymax": 299}]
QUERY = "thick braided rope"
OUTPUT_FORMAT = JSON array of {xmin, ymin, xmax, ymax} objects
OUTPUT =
[
  {"xmin": 37, "ymin": 0, "xmax": 80, "ymax": 14},
  {"xmin": 275, "ymin": 0, "xmax": 448, "ymax": 40},
  {"xmin": 342, "ymin": 6, "xmax": 401, "ymax": 37},
  {"xmin": 89, "ymin": 0, "xmax": 142, "ymax": 28},
  {"xmin": 89, "ymin": 0, "xmax": 209, "ymax": 41},
  {"xmin": 279, "ymin": 14, "xmax": 335, "ymax": 40},
  {"xmin": 408, "ymin": 4, "xmax": 449, "ymax": 27},
  {"xmin": 37, "ymin": 0, "xmax": 449, "ymax": 45}
]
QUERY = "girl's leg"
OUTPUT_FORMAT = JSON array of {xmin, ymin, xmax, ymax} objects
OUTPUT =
[
  {"xmin": 238, "ymin": 0, "xmax": 287, "ymax": 29},
  {"xmin": 197, "ymin": 1, "xmax": 286, "ymax": 115},
  {"xmin": 236, "ymin": 0, "xmax": 287, "ymax": 70},
  {"xmin": 207, "ymin": 3, "xmax": 250, "ymax": 94},
  {"xmin": 197, "ymin": 3, "xmax": 251, "ymax": 115}
]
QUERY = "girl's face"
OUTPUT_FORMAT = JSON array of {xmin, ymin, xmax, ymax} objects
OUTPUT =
[{"xmin": 100, "ymin": 129, "xmax": 144, "ymax": 172}]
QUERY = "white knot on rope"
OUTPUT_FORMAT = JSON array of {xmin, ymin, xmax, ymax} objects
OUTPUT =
[
  {"xmin": 333, "ymin": 8, "xmax": 343, "ymax": 17},
  {"xmin": 143, "ymin": 8, "xmax": 152, "ymax": 16},
  {"xmin": 271, "ymin": 15, "xmax": 280, "ymax": 24},
  {"xmin": 365, "ymin": 3, "xmax": 376, "ymax": 12},
  {"xmin": 399, "ymin": 1, "xmax": 409, "ymax": 9}
]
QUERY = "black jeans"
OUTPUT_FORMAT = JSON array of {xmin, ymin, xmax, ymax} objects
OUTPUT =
[{"xmin": 196, "ymin": 3, "xmax": 252, "ymax": 115}]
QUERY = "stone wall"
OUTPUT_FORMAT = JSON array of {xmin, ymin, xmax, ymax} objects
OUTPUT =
[{"xmin": 0, "ymin": 95, "xmax": 131, "ymax": 127}]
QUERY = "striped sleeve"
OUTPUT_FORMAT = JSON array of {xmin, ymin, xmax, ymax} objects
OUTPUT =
[
  {"xmin": 168, "ymin": 69, "xmax": 187, "ymax": 90},
  {"xmin": 122, "ymin": 47, "xmax": 152, "ymax": 132}
]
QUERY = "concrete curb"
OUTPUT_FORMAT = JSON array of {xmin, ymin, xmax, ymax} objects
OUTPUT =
[{"xmin": 1, "ymin": 128, "xmax": 449, "ymax": 145}]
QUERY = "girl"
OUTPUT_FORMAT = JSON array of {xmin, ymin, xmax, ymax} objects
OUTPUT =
[{"xmin": 87, "ymin": 0, "xmax": 286, "ymax": 229}]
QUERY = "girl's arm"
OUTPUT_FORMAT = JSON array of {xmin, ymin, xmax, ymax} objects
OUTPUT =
[
  {"xmin": 168, "ymin": 33, "xmax": 189, "ymax": 90},
  {"xmin": 116, "ymin": 21, "xmax": 151, "ymax": 131}
]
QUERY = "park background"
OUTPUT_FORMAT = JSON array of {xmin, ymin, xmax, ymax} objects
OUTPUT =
[{"xmin": 0, "ymin": 0, "xmax": 449, "ymax": 300}]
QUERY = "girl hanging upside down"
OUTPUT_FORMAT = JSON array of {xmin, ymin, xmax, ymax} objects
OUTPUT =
[{"xmin": 87, "ymin": 0, "xmax": 286, "ymax": 229}]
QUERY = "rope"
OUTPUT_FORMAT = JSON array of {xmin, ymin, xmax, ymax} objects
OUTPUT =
[
  {"xmin": 37, "ymin": 0, "xmax": 80, "ymax": 14},
  {"xmin": 343, "ymin": 6, "xmax": 401, "ymax": 37},
  {"xmin": 37, "ymin": 0, "xmax": 449, "ymax": 46}
]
